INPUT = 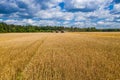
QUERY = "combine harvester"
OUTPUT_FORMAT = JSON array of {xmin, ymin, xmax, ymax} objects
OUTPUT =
[{"xmin": 55, "ymin": 30, "xmax": 65, "ymax": 33}]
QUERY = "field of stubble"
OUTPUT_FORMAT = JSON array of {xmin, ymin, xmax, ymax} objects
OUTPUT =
[{"xmin": 0, "ymin": 32, "xmax": 120, "ymax": 80}]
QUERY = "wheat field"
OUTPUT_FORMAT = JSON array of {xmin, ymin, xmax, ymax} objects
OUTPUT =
[{"xmin": 0, "ymin": 32, "xmax": 120, "ymax": 80}]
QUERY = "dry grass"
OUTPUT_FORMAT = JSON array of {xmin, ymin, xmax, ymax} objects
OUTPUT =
[{"xmin": 0, "ymin": 32, "xmax": 120, "ymax": 80}]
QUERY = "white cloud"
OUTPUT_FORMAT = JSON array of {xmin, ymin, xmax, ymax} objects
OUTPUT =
[
  {"xmin": 3, "ymin": 19, "xmax": 61, "ymax": 26},
  {"xmin": 113, "ymin": 4, "xmax": 120, "ymax": 13},
  {"xmin": 0, "ymin": 0, "xmax": 120, "ymax": 28},
  {"xmin": 64, "ymin": 0, "xmax": 112, "ymax": 11}
]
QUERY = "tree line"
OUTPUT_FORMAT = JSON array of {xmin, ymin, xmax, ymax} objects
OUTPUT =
[{"xmin": 0, "ymin": 22, "xmax": 120, "ymax": 33}]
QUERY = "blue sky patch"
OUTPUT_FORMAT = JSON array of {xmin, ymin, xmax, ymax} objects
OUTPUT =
[{"xmin": 59, "ymin": 2, "xmax": 65, "ymax": 10}]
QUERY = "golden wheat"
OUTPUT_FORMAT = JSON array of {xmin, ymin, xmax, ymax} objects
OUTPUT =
[{"xmin": 0, "ymin": 32, "xmax": 120, "ymax": 80}]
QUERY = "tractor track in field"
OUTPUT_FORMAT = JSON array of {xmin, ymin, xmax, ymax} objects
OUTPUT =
[
  {"xmin": 15, "ymin": 36, "xmax": 48, "ymax": 80},
  {"xmin": 0, "ymin": 38, "xmax": 42, "ymax": 71},
  {"xmin": 0, "ymin": 36, "xmax": 48, "ymax": 80},
  {"xmin": 0, "ymin": 40, "xmax": 38, "ymax": 72}
]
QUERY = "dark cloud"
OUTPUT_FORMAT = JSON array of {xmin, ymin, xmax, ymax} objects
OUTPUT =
[
  {"xmin": 0, "ymin": 3, "xmax": 19, "ymax": 14},
  {"xmin": 16, "ymin": 1, "xmax": 28, "ymax": 9}
]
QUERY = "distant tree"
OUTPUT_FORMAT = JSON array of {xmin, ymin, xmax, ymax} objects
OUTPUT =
[{"xmin": 0, "ymin": 22, "xmax": 120, "ymax": 33}]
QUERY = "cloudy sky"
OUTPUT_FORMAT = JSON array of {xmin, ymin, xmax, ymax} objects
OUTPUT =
[{"xmin": 0, "ymin": 0, "xmax": 120, "ymax": 28}]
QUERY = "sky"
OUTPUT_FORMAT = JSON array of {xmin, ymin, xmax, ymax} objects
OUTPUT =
[{"xmin": 0, "ymin": 0, "xmax": 120, "ymax": 28}]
